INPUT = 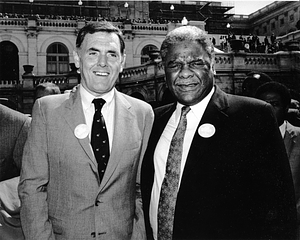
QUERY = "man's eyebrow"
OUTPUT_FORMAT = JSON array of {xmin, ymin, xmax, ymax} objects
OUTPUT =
[
  {"xmin": 88, "ymin": 47, "xmax": 99, "ymax": 52},
  {"xmin": 88, "ymin": 47, "xmax": 118, "ymax": 54}
]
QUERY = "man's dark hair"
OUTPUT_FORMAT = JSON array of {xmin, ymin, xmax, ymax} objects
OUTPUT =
[
  {"xmin": 254, "ymin": 81, "xmax": 291, "ymax": 108},
  {"xmin": 76, "ymin": 21, "xmax": 125, "ymax": 54}
]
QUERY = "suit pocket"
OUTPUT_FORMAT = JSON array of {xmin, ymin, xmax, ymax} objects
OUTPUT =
[{"xmin": 49, "ymin": 216, "xmax": 63, "ymax": 235}]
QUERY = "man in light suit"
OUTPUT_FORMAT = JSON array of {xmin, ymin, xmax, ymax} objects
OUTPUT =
[
  {"xmin": 19, "ymin": 21, "xmax": 154, "ymax": 240},
  {"xmin": 0, "ymin": 104, "xmax": 31, "ymax": 181},
  {"xmin": 255, "ymin": 81, "xmax": 300, "ymax": 239},
  {"xmin": 141, "ymin": 26, "xmax": 297, "ymax": 240}
]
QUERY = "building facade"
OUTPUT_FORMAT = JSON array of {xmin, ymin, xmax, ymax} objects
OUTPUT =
[{"xmin": 1, "ymin": 1, "xmax": 300, "ymax": 114}]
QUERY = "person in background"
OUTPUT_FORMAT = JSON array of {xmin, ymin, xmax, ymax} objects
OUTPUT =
[
  {"xmin": 0, "ymin": 104, "xmax": 30, "ymax": 240},
  {"xmin": 34, "ymin": 82, "xmax": 61, "ymax": 100},
  {"xmin": 0, "ymin": 104, "xmax": 31, "ymax": 181},
  {"xmin": 19, "ymin": 21, "xmax": 154, "ymax": 240},
  {"xmin": 255, "ymin": 81, "xmax": 300, "ymax": 239},
  {"xmin": 141, "ymin": 25, "xmax": 297, "ymax": 240},
  {"xmin": 287, "ymin": 98, "xmax": 300, "ymax": 127},
  {"xmin": 241, "ymin": 71, "xmax": 272, "ymax": 97}
]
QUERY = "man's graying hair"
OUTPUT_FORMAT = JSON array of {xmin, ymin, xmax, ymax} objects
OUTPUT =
[
  {"xmin": 160, "ymin": 25, "xmax": 214, "ymax": 61},
  {"xmin": 76, "ymin": 21, "xmax": 125, "ymax": 54}
]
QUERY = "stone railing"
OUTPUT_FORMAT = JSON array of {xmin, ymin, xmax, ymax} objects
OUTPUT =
[
  {"xmin": 0, "ymin": 79, "xmax": 19, "ymax": 88},
  {"xmin": 214, "ymin": 52, "xmax": 281, "ymax": 73},
  {"xmin": 1, "ymin": 51, "xmax": 300, "ymax": 91},
  {"xmin": 0, "ymin": 18, "xmax": 27, "ymax": 27},
  {"xmin": 277, "ymin": 30, "xmax": 300, "ymax": 45},
  {"xmin": 131, "ymin": 23, "xmax": 168, "ymax": 33},
  {"xmin": 0, "ymin": 17, "xmax": 169, "ymax": 36},
  {"xmin": 37, "ymin": 19, "xmax": 78, "ymax": 28},
  {"xmin": 119, "ymin": 61, "xmax": 164, "ymax": 84},
  {"xmin": 21, "ymin": 72, "xmax": 79, "ymax": 91}
]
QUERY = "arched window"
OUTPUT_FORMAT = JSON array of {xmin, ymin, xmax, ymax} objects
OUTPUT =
[
  {"xmin": 0, "ymin": 41, "xmax": 19, "ymax": 80},
  {"xmin": 141, "ymin": 45, "xmax": 158, "ymax": 64},
  {"xmin": 47, "ymin": 43, "xmax": 69, "ymax": 74}
]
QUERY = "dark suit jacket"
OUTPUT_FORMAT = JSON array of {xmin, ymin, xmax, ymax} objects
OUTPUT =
[
  {"xmin": 0, "ymin": 104, "xmax": 31, "ymax": 181},
  {"xmin": 141, "ymin": 86, "xmax": 297, "ymax": 240}
]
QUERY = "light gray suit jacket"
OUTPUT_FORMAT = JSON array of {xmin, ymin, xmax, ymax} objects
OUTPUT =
[
  {"xmin": 18, "ymin": 86, "xmax": 154, "ymax": 240},
  {"xmin": 284, "ymin": 121, "xmax": 300, "ymax": 223},
  {"xmin": 0, "ymin": 104, "xmax": 31, "ymax": 181}
]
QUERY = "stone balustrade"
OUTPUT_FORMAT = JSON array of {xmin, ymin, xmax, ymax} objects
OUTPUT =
[
  {"xmin": 131, "ymin": 23, "xmax": 168, "ymax": 33},
  {"xmin": 0, "ymin": 80, "xmax": 19, "ymax": 88},
  {"xmin": 0, "ymin": 18, "xmax": 27, "ymax": 27},
  {"xmin": 1, "ymin": 51, "xmax": 298, "ymax": 91},
  {"xmin": 37, "ymin": 19, "xmax": 78, "ymax": 29}
]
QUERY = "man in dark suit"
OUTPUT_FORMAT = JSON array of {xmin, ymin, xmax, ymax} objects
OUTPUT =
[
  {"xmin": 255, "ymin": 81, "xmax": 300, "ymax": 239},
  {"xmin": 141, "ymin": 25, "xmax": 297, "ymax": 240},
  {"xmin": 19, "ymin": 21, "xmax": 154, "ymax": 240},
  {"xmin": 0, "ymin": 104, "xmax": 31, "ymax": 181}
]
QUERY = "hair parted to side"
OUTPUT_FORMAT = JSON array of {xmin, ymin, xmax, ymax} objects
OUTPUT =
[
  {"xmin": 76, "ymin": 21, "xmax": 125, "ymax": 54},
  {"xmin": 160, "ymin": 25, "xmax": 214, "ymax": 61}
]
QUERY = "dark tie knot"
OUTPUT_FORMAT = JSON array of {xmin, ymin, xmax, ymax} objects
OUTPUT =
[
  {"xmin": 181, "ymin": 106, "xmax": 191, "ymax": 116},
  {"xmin": 93, "ymin": 98, "xmax": 106, "ymax": 111}
]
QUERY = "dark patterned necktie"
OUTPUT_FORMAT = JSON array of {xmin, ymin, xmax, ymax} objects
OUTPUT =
[
  {"xmin": 91, "ymin": 98, "xmax": 110, "ymax": 181},
  {"xmin": 157, "ymin": 106, "xmax": 191, "ymax": 240}
]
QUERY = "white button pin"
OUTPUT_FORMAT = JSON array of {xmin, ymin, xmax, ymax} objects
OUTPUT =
[
  {"xmin": 74, "ymin": 124, "xmax": 89, "ymax": 139},
  {"xmin": 198, "ymin": 123, "xmax": 216, "ymax": 138}
]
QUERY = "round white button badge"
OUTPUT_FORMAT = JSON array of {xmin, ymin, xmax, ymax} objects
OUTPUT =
[
  {"xmin": 198, "ymin": 123, "xmax": 216, "ymax": 138},
  {"xmin": 74, "ymin": 124, "xmax": 89, "ymax": 139}
]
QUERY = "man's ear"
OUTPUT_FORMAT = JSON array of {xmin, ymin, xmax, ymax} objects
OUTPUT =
[
  {"xmin": 73, "ymin": 50, "xmax": 80, "ymax": 68},
  {"xmin": 211, "ymin": 61, "xmax": 216, "ymax": 75},
  {"xmin": 120, "ymin": 51, "xmax": 126, "ymax": 73}
]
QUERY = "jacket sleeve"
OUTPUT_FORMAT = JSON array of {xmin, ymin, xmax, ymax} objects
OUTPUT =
[
  {"xmin": 13, "ymin": 116, "xmax": 31, "ymax": 171},
  {"xmin": 18, "ymin": 100, "xmax": 55, "ymax": 240},
  {"xmin": 131, "ymin": 105, "xmax": 154, "ymax": 240}
]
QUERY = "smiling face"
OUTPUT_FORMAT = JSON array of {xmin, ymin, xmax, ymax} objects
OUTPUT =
[
  {"xmin": 164, "ymin": 40, "xmax": 214, "ymax": 106},
  {"xmin": 73, "ymin": 32, "xmax": 126, "ymax": 97}
]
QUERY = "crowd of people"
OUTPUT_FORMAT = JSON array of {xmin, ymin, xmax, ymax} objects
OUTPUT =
[
  {"xmin": 0, "ymin": 11, "xmax": 290, "ymax": 54},
  {"xmin": 0, "ymin": 11, "xmax": 173, "ymax": 24},
  {"xmin": 219, "ymin": 32, "xmax": 285, "ymax": 53},
  {"xmin": 0, "ymin": 21, "xmax": 300, "ymax": 240}
]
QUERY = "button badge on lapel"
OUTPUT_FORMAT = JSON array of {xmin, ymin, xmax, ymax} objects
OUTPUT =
[
  {"xmin": 74, "ymin": 124, "xmax": 89, "ymax": 139},
  {"xmin": 198, "ymin": 123, "xmax": 216, "ymax": 138}
]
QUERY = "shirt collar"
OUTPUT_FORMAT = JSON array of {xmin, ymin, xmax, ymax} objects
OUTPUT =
[
  {"xmin": 176, "ymin": 86, "xmax": 215, "ymax": 121},
  {"xmin": 80, "ymin": 84, "xmax": 115, "ymax": 111},
  {"xmin": 279, "ymin": 120, "xmax": 287, "ymax": 138}
]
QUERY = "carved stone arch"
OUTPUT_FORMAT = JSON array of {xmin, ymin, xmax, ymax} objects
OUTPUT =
[
  {"xmin": 135, "ymin": 39, "xmax": 161, "ymax": 65},
  {"xmin": 39, "ymin": 36, "xmax": 74, "ymax": 57},
  {"xmin": 134, "ymin": 39, "xmax": 161, "ymax": 56},
  {"xmin": 0, "ymin": 34, "xmax": 25, "ymax": 52},
  {"xmin": 0, "ymin": 40, "xmax": 19, "ymax": 81}
]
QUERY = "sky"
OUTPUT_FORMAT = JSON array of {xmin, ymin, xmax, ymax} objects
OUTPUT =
[{"xmin": 232, "ymin": 1, "xmax": 276, "ymax": 15}]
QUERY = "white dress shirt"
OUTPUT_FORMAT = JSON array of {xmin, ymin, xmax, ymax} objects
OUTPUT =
[
  {"xmin": 80, "ymin": 85, "xmax": 115, "ymax": 152},
  {"xmin": 150, "ymin": 86, "xmax": 215, "ymax": 240},
  {"xmin": 279, "ymin": 120, "xmax": 287, "ymax": 138}
]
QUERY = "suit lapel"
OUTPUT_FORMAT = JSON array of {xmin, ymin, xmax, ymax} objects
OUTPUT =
[
  {"xmin": 182, "ymin": 86, "xmax": 229, "ymax": 180},
  {"xmin": 284, "ymin": 122, "xmax": 296, "ymax": 158},
  {"xmin": 60, "ymin": 86, "xmax": 97, "ymax": 170}
]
